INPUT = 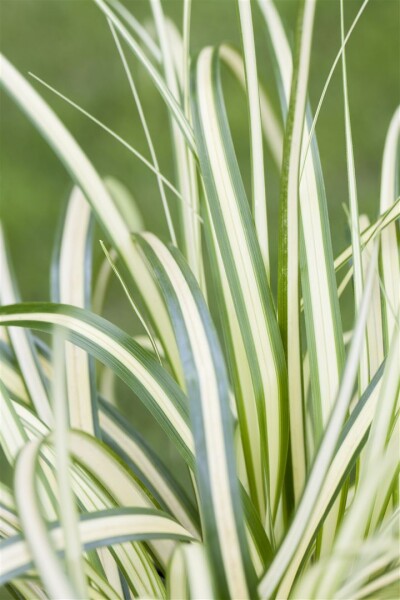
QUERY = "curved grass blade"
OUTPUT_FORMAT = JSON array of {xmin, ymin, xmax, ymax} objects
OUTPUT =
[
  {"xmin": 5, "ymin": 437, "xmax": 192, "ymax": 586},
  {"xmin": 8, "ymin": 404, "xmax": 182, "ymax": 595},
  {"xmin": 52, "ymin": 187, "xmax": 98, "ymax": 436},
  {"xmin": 258, "ymin": 244, "xmax": 379, "ymax": 598},
  {"xmin": 167, "ymin": 542, "xmax": 214, "ymax": 600},
  {"xmin": 300, "ymin": 0, "xmax": 370, "ymax": 174},
  {"xmin": 51, "ymin": 333, "xmax": 87, "ymax": 597},
  {"xmin": 14, "ymin": 398, "xmax": 171, "ymax": 590},
  {"xmin": 93, "ymin": 0, "xmax": 196, "ymax": 153},
  {"xmin": 192, "ymin": 46, "xmax": 288, "ymax": 525},
  {"xmin": 0, "ymin": 225, "xmax": 52, "ymax": 425},
  {"xmin": 0, "ymin": 303, "xmax": 194, "ymax": 467},
  {"xmin": 0, "ymin": 54, "xmax": 182, "ymax": 378},
  {"xmin": 108, "ymin": 21, "xmax": 177, "ymax": 246},
  {"xmin": 150, "ymin": 0, "xmax": 203, "ymax": 282},
  {"xmin": 137, "ymin": 233, "xmax": 257, "ymax": 599},
  {"xmin": 99, "ymin": 399, "xmax": 200, "ymax": 538},
  {"xmin": 13, "ymin": 440, "xmax": 78, "ymax": 599}
]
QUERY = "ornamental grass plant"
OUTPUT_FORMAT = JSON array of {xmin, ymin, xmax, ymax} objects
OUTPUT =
[{"xmin": 0, "ymin": 0, "xmax": 399, "ymax": 598}]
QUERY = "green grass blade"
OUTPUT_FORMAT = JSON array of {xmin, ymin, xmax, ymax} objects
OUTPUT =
[
  {"xmin": 0, "ymin": 303, "xmax": 194, "ymax": 467},
  {"xmin": 379, "ymin": 108, "xmax": 400, "ymax": 350},
  {"xmin": 0, "ymin": 54, "xmax": 182, "ymax": 376},
  {"xmin": 334, "ymin": 197, "xmax": 400, "ymax": 272},
  {"xmin": 192, "ymin": 46, "xmax": 288, "ymax": 525},
  {"xmin": 52, "ymin": 187, "xmax": 97, "ymax": 436},
  {"xmin": 29, "ymin": 72, "xmax": 182, "ymax": 202},
  {"xmin": 150, "ymin": 0, "xmax": 202, "ymax": 281},
  {"xmin": 109, "ymin": 0, "xmax": 162, "ymax": 63},
  {"xmin": 300, "ymin": 0, "xmax": 370, "ymax": 173},
  {"xmin": 0, "ymin": 380, "xmax": 28, "ymax": 464},
  {"xmin": 359, "ymin": 215, "xmax": 385, "ymax": 378},
  {"xmin": 14, "ymin": 440, "xmax": 78, "ymax": 599},
  {"xmin": 258, "ymin": 243, "xmax": 379, "ymax": 598},
  {"xmin": 93, "ymin": 0, "xmax": 196, "ymax": 153},
  {"xmin": 0, "ymin": 225, "xmax": 52, "ymax": 425},
  {"xmin": 315, "ymin": 327, "xmax": 399, "ymax": 597},
  {"xmin": 258, "ymin": 0, "xmax": 345, "ymax": 447},
  {"xmin": 277, "ymin": 0, "xmax": 316, "ymax": 502},
  {"xmin": 99, "ymin": 399, "xmax": 200, "ymax": 538},
  {"xmin": 340, "ymin": 0, "xmax": 367, "ymax": 392},
  {"xmin": 108, "ymin": 20, "xmax": 177, "ymax": 246},
  {"xmin": 219, "ymin": 44, "xmax": 283, "ymax": 169},
  {"xmin": 237, "ymin": 0, "xmax": 269, "ymax": 276},
  {"xmin": 1, "ymin": 503, "xmax": 193, "ymax": 586},
  {"xmin": 276, "ymin": 360, "xmax": 385, "ymax": 597},
  {"xmin": 137, "ymin": 233, "xmax": 257, "ymax": 598},
  {"xmin": 51, "ymin": 333, "xmax": 87, "ymax": 597}
]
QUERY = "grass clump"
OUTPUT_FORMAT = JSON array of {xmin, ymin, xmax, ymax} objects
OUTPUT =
[{"xmin": 0, "ymin": 0, "xmax": 399, "ymax": 598}]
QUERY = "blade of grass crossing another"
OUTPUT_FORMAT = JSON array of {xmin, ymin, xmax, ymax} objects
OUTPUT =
[
  {"xmin": 150, "ymin": 0, "xmax": 202, "ymax": 282},
  {"xmin": 167, "ymin": 542, "xmax": 214, "ymax": 600},
  {"xmin": 3, "ymin": 488, "xmax": 193, "ymax": 587},
  {"xmin": 51, "ymin": 333, "xmax": 87, "ymax": 597},
  {"xmin": 99, "ymin": 400, "xmax": 200, "ymax": 538},
  {"xmin": 314, "ymin": 326, "xmax": 400, "ymax": 598},
  {"xmin": 359, "ymin": 215, "xmax": 385, "ymax": 378},
  {"xmin": 109, "ymin": 0, "xmax": 162, "ymax": 63},
  {"xmin": 29, "ymin": 72, "xmax": 182, "ymax": 203},
  {"xmin": 219, "ymin": 44, "xmax": 283, "ymax": 170},
  {"xmin": 53, "ymin": 187, "xmax": 97, "ymax": 435},
  {"xmin": 7, "ymin": 397, "xmax": 178, "ymax": 596},
  {"xmin": 258, "ymin": 243, "xmax": 379, "ymax": 598},
  {"xmin": 100, "ymin": 241, "xmax": 163, "ymax": 365},
  {"xmin": 0, "ymin": 225, "xmax": 52, "ymax": 425},
  {"xmin": 277, "ymin": 0, "xmax": 316, "ymax": 503},
  {"xmin": 0, "ymin": 54, "xmax": 182, "ymax": 382},
  {"xmin": 108, "ymin": 20, "xmax": 177, "ymax": 246},
  {"xmin": 237, "ymin": 0, "xmax": 269, "ymax": 276},
  {"xmin": 0, "ymin": 303, "xmax": 194, "ymax": 467},
  {"xmin": 93, "ymin": 0, "xmax": 196, "ymax": 152},
  {"xmin": 379, "ymin": 108, "xmax": 400, "ymax": 350},
  {"xmin": 192, "ymin": 46, "xmax": 288, "ymax": 525},
  {"xmin": 14, "ymin": 440, "xmax": 78, "ymax": 599},
  {"xmin": 275, "ymin": 363, "xmax": 385, "ymax": 597},
  {"xmin": 137, "ymin": 233, "xmax": 257, "ymax": 599},
  {"xmin": 258, "ymin": 0, "xmax": 345, "ymax": 437}
]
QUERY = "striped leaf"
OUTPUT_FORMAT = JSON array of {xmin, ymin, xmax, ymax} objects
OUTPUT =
[
  {"xmin": 0, "ymin": 54, "xmax": 182, "ymax": 379},
  {"xmin": 0, "ymin": 303, "xmax": 194, "ymax": 466},
  {"xmin": 0, "ymin": 225, "xmax": 52, "ymax": 425},
  {"xmin": 192, "ymin": 45, "xmax": 288, "ymax": 527},
  {"xmin": 258, "ymin": 0, "xmax": 345, "ymax": 449},
  {"xmin": 259, "ymin": 244, "xmax": 379, "ymax": 598},
  {"xmin": 136, "ymin": 233, "xmax": 257, "ymax": 598}
]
